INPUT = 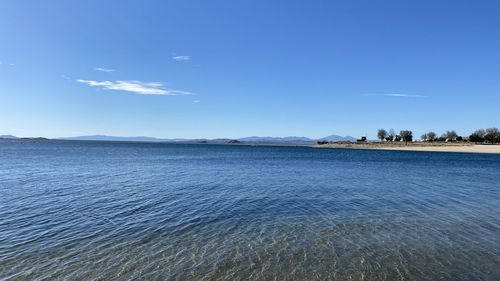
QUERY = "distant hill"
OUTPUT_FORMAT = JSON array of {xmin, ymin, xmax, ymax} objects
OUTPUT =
[
  {"xmin": 0, "ymin": 135, "xmax": 49, "ymax": 141},
  {"xmin": 0, "ymin": 135, "xmax": 19, "ymax": 139}
]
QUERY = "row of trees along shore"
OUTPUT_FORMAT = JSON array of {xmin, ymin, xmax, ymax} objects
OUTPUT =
[
  {"xmin": 376, "ymin": 128, "xmax": 500, "ymax": 144},
  {"xmin": 376, "ymin": 129, "xmax": 414, "ymax": 144}
]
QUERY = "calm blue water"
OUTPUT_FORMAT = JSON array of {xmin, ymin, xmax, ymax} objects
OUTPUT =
[{"xmin": 1, "ymin": 140, "xmax": 499, "ymax": 280}]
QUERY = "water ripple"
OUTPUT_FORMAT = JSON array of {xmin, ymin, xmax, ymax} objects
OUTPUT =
[{"xmin": 0, "ymin": 141, "xmax": 499, "ymax": 280}]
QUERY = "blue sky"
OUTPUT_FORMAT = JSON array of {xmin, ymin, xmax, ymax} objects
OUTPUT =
[{"xmin": 1, "ymin": 0, "xmax": 499, "ymax": 139}]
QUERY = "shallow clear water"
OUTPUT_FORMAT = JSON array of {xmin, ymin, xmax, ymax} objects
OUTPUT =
[{"xmin": 1, "ymin": 140, "xmax": 499, "ymax": 280}]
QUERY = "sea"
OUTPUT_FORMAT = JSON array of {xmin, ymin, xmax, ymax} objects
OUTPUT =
[{"xmin": 1, "ymin": 140, "xmax": 499, "ymax": 280}]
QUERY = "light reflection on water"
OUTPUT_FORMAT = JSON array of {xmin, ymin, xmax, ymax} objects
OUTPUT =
[{"xmin": 0, "ymin": 141, "xmax": 499, "ymax": 280}]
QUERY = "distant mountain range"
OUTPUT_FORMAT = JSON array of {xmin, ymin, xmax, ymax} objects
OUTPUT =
[
  {"xmin": 59, "ymin": 135, "xmax": 184, "ymax": 142},
  {"xmin": 58, "ymin": 135, "xmax": 233, "ymax": 144},
  {"xmin": 238, "ymin": 136, "xmax": 314, "ymax": 143},
  {"xmin": 318, "ymin": 135, "xmax": 357, "ymax": 142},
  {"xmin": 59, "ymin": 134, "xmax": 356, "ymax": 143},
  {"xmin": 238, "ymin": 135, "xmax": 356, "ymax": 143},
  {"xmin": 1, "ymin": 134, "xmax": 357, "ymax": 144}
]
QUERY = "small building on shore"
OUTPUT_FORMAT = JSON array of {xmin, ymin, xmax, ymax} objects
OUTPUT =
[{"xmin": 357, "ymin": 136, "xmax": 367, "ymax": 142}]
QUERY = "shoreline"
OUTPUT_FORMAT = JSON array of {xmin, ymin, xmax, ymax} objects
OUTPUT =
[
  {"xmin": 3, "ymin": 138, "xmax": 500, "ymax": 154},
  {"xmin": 315, "ymin": 142, "xmax": 500, "ymax": 154}
]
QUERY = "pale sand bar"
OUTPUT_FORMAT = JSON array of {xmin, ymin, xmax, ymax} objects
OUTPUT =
[{"xmin": 316, "ymin": 143, "xmax": 500, "ymax": 154}]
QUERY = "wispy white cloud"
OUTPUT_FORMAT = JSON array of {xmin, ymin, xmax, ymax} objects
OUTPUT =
[
  {"xmin": 95, "ymin": 67, "xmax": 115, "ymax": 73},
  {"xmin": 0, "ymin": 61, "xmax": 15, "ymax": 67},
  {"xmin": 364, "ymin": 93, "xmax": 427, "ymax": 98},
  {"xmin": 193, "ymin": 100, "xmax": 200, "ymax": 103},
  {"xmin": 77, "ymin": 80, "xmax": 191, "ymax": 96},
  {"xmin": 172, "ymin": 55, "xmax": 190, "ymax": 61},
  {"xmin": 383, "ymin": 93, "xmax": 426, "ymax": 98}
]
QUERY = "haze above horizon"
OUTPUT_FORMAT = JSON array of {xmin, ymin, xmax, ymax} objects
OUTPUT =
[{"xmin": 1, "ymin": 0, "xmax": 499, "ymax": 139}]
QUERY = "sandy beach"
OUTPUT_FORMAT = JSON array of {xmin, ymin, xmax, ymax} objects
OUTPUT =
[{"xmin": 316, "ymin": 142, "xmax": 500, "ymax": 154}]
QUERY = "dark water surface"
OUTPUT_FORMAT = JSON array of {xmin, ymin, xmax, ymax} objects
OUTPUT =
[{"xmin": 1, "ymin": 141, "xmax": 499, "ymax": 280}]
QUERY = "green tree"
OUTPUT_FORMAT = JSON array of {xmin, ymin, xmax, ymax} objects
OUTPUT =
[
  {"xmin": 377, "ymin": 129, "xmax": 387, "ymax": 142},
  {"xmin": 427, "ymin": 132, "xmax": 437, "ymax": 141},
  {"xmin": 484, "ymin": 127, "xmax": 500, "ymax": 143},
  {"xmin": 445, "ymin": 130, "xmax": 458, "ymax": 141},
  {"xmin": 387, "ymin": 129, "xmax": 396, "ymax": 142},
  {"xmin": 400, "ymin": 130, "xmax": 413, "ymax": 144},
  {"xmin": 469, "ymin": 129, "xmax": 486, "ymax": 143}
]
